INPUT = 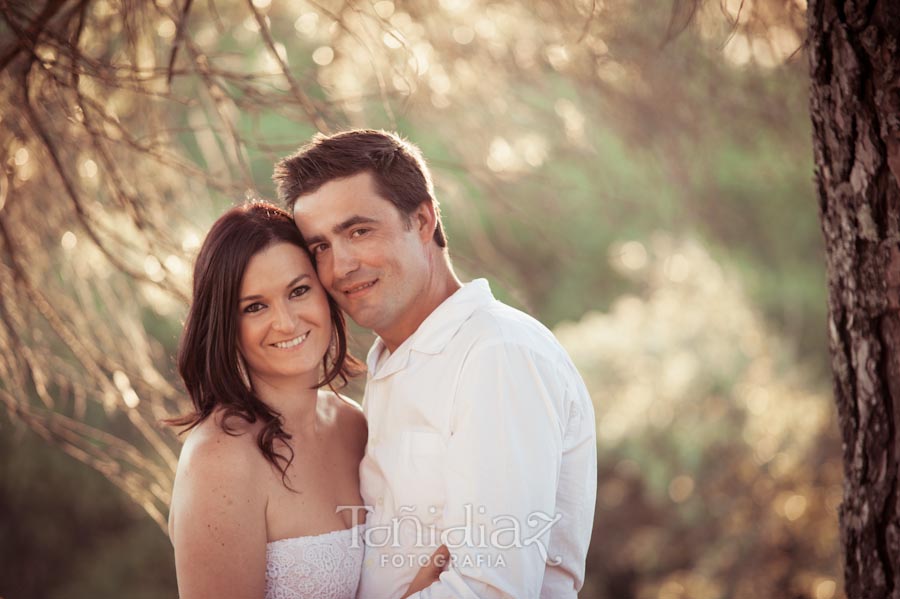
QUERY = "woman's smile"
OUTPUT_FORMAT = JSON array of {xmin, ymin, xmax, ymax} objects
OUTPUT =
[{"xmin": 271, "ymin": 331, "xmax": 310, "ymax": 350}]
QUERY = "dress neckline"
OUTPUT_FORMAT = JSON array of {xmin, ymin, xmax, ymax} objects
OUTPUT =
[{"xmin": 267, "ymin": 523, "xmax": 365, "ymax": 546}]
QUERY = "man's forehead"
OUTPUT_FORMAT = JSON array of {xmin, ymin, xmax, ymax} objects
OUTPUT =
[{"xmin": 293, "ymin": 189, "xmax": 392, "ymax": 229}]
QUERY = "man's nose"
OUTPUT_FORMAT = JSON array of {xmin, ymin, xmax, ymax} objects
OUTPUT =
[{"xmin": 331, "ymin": 245, "xmax": 361, "ymax": 282}]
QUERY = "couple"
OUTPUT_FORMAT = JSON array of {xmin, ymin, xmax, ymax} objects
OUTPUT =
[{"xmin": 167, "ymin": 130, "xmax": 598, "ymax": 599}]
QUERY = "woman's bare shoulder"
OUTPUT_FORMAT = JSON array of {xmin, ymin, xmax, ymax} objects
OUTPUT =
[
  {"xmin": 319, "ymin": 390, "xmax": 367, "ymax": 448},
  {"xmin": 176, "ymin": 413, "xmax": 264, "ymax": 485},
  {"xmin": 169, "ymin": 412, "xmax": 267, "ymax": 541}
]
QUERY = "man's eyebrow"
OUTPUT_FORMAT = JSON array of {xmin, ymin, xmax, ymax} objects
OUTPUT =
[
  {"xmin": 239, "ymin": 274, "xmax": 310, "ymax": 303},
  {"xmin": 303, "ymin": 215, "xmax": 378, "ymax": 246}
]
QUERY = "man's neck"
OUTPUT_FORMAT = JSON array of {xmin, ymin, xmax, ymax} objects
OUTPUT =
[{"xmin": 380, "ymin": 257, "xmax": 461, "ymax": 353}]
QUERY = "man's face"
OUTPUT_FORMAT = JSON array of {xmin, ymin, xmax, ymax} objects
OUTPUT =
[{"xmin": 292, "ymin": 171, "xmax": 431, "ymax": 340}]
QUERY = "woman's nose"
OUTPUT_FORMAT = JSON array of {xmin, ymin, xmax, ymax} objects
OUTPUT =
[{"xmin": 271, "ymin": 301, "xmax": 295, "ymax": 333}]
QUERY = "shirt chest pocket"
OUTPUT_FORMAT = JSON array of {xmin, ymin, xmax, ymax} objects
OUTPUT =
[{"xmin": 389, "ymin": 431, "xmax": 446, "ymax": 519}]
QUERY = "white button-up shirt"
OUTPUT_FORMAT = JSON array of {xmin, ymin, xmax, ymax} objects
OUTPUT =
[{"xmin": 356, "ymin": 279, "xmax": 597, "ymax": 599}]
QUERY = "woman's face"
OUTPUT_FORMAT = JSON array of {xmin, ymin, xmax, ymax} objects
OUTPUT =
[{"xmin": 237, "ymin": 242, "xmax": 332, "ymax": 387}]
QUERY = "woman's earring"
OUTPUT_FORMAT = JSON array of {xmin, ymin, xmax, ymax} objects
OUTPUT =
[{"xmin": 237, "ymin": 353, "xmax": 252, "ymax": 390}]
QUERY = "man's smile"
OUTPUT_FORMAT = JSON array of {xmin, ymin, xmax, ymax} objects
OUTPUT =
[{"xmin": 342, "ymin": 279, "xmax": 378, "ymax": 297}]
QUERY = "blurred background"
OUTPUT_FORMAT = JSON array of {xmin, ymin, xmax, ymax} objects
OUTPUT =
[{"xmin": 0, "ymin": 0, "xmax": 841, "ymax": 597}]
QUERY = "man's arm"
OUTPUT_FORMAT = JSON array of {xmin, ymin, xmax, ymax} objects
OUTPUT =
[{"xmin": 410, "ymin": 341, "xmax": 567, "ymax": 599}]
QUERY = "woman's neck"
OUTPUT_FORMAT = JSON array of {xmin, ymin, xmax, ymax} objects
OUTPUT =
[{"xmin": 250, "ymin": 373, "xmax": 321, "ymax": 435}]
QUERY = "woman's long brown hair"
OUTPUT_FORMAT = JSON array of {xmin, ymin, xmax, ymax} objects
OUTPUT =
[{"xmin": 166, "ymin": 201, "xmax": 363, "ymax": 484}]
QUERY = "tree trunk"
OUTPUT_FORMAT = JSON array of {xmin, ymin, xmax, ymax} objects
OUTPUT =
[{"xmin": 808, "ymin": 1, "xmax": 900, "ymax": 596}]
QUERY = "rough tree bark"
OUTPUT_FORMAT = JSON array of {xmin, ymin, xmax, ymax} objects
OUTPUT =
[{"xmin": 808, "ymin": 1, "xmax": 900, "ymax": 597}]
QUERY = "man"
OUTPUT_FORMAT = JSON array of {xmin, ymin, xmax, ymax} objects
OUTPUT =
[{"xmin": 274, "ymin": 129, "xmax": 597, "ymax": 599}]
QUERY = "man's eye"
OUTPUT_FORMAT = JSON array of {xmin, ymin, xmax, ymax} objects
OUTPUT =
[
  {"xmin": 243, "ymin": 302, "xmax": 265, "ymax": 314},
  {"xmin": 290, "ymin": 285, "xmax": 311, "ymax": 298},
  {"xmin": 312, "ymin": 244, "xmax": 329, "ymax": 254},
  {"xmin": 351, "ymin": 228, "xmax": 369, "ymax": 238}
]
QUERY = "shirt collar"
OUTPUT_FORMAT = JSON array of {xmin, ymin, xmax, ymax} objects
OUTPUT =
[{"xmin": 366, "ymin": 279, "xmax": 494, "ymax": 380}]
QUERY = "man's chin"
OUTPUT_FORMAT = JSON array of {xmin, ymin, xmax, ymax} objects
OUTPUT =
[{"xmin": 343, "ymin": 305, "xmax": 380, "ymax": 331}]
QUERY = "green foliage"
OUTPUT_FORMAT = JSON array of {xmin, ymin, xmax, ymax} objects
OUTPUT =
[
  {"xmin": 557, "ymin": 238, "xmax": 840, "ymax": 597},
  {"xmin": 0, "ymin": 415, "xmax": 176, "ymax": 599},
  {"xmin": 0, "ymin": 0, "xmax": 836, "ymax": 597}
]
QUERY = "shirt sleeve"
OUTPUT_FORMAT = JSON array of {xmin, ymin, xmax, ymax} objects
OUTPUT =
[{"xmin": 409, "ymin": 341, "xmax": 567, "ymax": 599}]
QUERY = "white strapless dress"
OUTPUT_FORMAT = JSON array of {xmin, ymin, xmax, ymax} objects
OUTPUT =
[{"xmin": 265, "ymin": 524, "xmax": 365, "ymax": 599}]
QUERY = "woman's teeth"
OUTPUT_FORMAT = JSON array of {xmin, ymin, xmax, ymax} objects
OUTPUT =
[{"xmin": 273, "ymin": 333, "xmax": 308, "ymax": 349}]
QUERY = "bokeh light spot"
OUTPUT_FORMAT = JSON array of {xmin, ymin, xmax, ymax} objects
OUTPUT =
[
  {"xmin": 157, "ymin": 18, "xmax": 176, "ymax": 39},
  {"xmin": 668, "ymin": 475, "xmax": 695, "ymax": 503},
  {"xmin": 383, "ymin": 32, "xmax": 404, "ymax": 49},
  {"xmin": 144, "ymin": 255, "xmax": 164, "ymax": 282},
  {"xmin": 61, "ymin": 231, "xmax": 77, "ymax": 250},
  {"xmin": 374, "ymin": 1, "xmax": 395, "ymax": 18},
  {"xmin": 79, "ymin": 159, "xmax": 98, "ymax": 179},
  {"xmin": 181, "ymin": 231, "xmax": 200, "ymax": 252},
  {"xmin": 452, "ymin": 26, "xmax": 475, "ymax": 45},
  {"xmin": 815, "ymin": 579, "xmax": 836, "ymax": 599},
  {"xmin": 312, "ymin": 46, "xmax": 334, "ymax": 66},
  {"xmin": 619, "ymin": 241, "xmax": 648, "ymax": 271},
  {"xmin": 294, "ymin": 12, "xmax": 319, "ymax": 36},
  {"xmin": 784, "ymin": 494, "xmax": 808, "ymax": 521},
  {"xmin": 14, "ymin": 147, "xmax": 29, "ymax": 166}
]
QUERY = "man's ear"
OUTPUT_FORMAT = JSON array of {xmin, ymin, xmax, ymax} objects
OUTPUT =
[{"xmin": 412, "ymin": 201, "xmax": 437, "ymax": 245}]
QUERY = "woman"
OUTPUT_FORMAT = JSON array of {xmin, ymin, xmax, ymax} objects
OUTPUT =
[{"xmin": 168, "ymin": 202, "xmax": 444, "ymax": 599}]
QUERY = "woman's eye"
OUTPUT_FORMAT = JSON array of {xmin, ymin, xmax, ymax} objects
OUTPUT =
[
  {"xmin": 243, "ymin": 302, "xmax": 265, "ymax": 314},
  {"xmin": 290, "ymin": 285, "xmax": 311, "ymax": 298}
]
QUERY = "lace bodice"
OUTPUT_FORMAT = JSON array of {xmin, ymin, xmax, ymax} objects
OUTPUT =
[{"xmin": 265, "ymin": 524, "xmax": 365, "ymax": 599}]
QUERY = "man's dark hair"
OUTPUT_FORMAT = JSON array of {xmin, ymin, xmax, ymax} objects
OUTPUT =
[{"xmin": 273, "ymin": 129, "xmax": 447, "ymax": 248}]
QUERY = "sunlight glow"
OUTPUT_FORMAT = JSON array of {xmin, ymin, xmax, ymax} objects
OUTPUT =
[
  {"xmin": 181, "ymin": 232, "xmax": 200, "ymax": 252},
  {"xmin": 143, "ymin": 255, "xmax": 164, "ymax": 282},
  {"xmin": 545, "ymin": 45, "xmax": 570, "ymax": 70},
  {"xmin": 113, "ymin": 370, "xmax": 140, "ymax": 408},
  {"xmin": 294, "ymin": 12, "xmax": 319, "ymax": 36},
  {"xmin": 668, "ymin": 475, "xmax": 695, "ymax": 503},
  {"xmin": 61, "ymin": 231, "xmax": 77, "ymax": 250},
  {"xmin": 439, "ymin": 0, "xmax": 473, "ymax": 11},
  {"xmin": 383, "ymin": 31, "xmax": 404, "ymax": 49},
  {"xmin": 783, "ymin": 493, "xmax": 808, "ymax": 521},
  {"xmin": 156, "ymin": 18, "xmax": 176, "ymax": 39},
  {"xmin": 486, "ymin": 137, "xmax": 515, "ymax": 172},
  {"xmin": 724, "ymin": 0, "xmax": 750, "ymax": 21},
  {"xmin": 312, "ymin": 46, "xmax": 334, "ymax": 66},
  {"xmin": 79, "ymin": 159, "xmax": 98, "ymax": 179},
  {"xmin": 164, "ymin": 254, "xmax": 186, "ymax": 276},
  {"xmin": 243, "ymin": 16, "xmax": 261, "ymax": 33},
  {"xmin": 452, "ymin": 26, "xmax": 475, "ymax": 45},
  {"xmin": 554, "ymin": 99, "xmax": 585, "ymax": 142},
  {"xmin": 617, "ymin": 241, "xmax": 649, "ymax": 271},
  {"xmin": 815, "ymin": 579, "xmax": 836, "ymax": 599},
  {"xmin": 374, "ymin": 1, "xmax": 395, "ymax": 18},
  {"xmin": 664, "ymin": 253, "xmax": 690, "ymax": 282}
]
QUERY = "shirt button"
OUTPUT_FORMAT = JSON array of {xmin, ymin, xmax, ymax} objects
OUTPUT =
[{"xmin": 377, "ymin": 497, "xmax": 384, "ymax": 506}]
